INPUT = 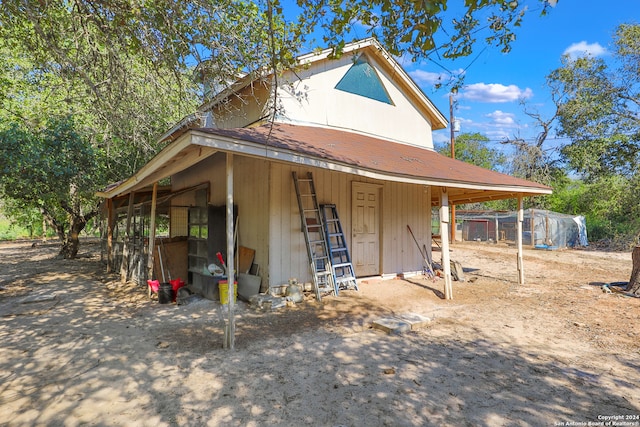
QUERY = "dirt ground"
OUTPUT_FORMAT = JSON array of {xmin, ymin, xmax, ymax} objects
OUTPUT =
[{"xmin": 1, "ymin": 238, "xmax": 639, "ymax": 426}]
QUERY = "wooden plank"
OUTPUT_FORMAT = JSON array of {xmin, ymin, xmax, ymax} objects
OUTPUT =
[
  {"xmin": 238, "ymin": 246, "xmax": 255, "ymax": 274},
  {"xmin": 120, "ymin": 192, "xmax": 135, "ymax": 283},
  {"xmin": 147, "ymin": 182, "xmax": 159, "ymax": 284}
]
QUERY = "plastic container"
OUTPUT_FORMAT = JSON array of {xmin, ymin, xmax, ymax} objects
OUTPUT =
[
  {"xmin": 147, "ymin": 279, "xmax": 160, "ymax": 293},
  {"xmin": 218, "ymin": 279, "xmax": 238, "ymax": 304},
  {"xmin": 158, "ymin": 282, "xmax": 174, "ymax": 304}
]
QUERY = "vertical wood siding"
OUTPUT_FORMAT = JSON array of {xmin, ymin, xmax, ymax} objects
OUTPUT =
[{"xmin": 269, "ymin": 162, "xmax": 432, "ymax": 287}]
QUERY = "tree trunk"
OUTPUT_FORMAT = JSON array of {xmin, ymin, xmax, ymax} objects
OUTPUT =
[
  {"xmin": 59, "ymin": 216, "xmax": 86, "ymax": 259},
  {"xmin": 627, "ymin": 246, "xmax": 640, "ymax": 294},
  {"xmin": 43, "ymin": 202, "xmax": 99, "ymax": 259}
]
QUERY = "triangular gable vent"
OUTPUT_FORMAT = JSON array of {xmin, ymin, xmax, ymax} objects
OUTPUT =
[{"xmin": 335, "ymin": 55, "xmax": 394, "ymax": 105}]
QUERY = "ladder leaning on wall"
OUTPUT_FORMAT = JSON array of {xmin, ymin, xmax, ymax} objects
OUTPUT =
[
  {"xmin": 321, "ymin": 204, "xmax": 358, "ymax": 294},
  {"xmin": 292, "ymin": 171, "xmax": 338, "ymax": 300}
]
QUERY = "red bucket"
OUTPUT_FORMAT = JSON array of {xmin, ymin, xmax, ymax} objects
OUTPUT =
[{"xmin": 170, "ymin": 278, "xmax": 186, "ymax": 302}]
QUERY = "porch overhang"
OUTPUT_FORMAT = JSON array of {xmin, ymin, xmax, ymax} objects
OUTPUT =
[{"xmin": 97, "ymin": 122, "xmax": 552, "ymax": 202}]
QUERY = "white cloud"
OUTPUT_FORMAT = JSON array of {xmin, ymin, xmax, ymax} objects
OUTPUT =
[
  {"xmin": 447, "ymin": 111, "xmax": 520, "ymax": 141},
  {"xmin": 410, "ymin": 69, "xmax": 446, "ymax": 86},
  {"xmin": 409, "ymin": 68, "xmax": 465, "ymax": 87},
  {"xmin": 460, "ymin": 83, "xmax": 533, "ymax": 103},
  {"xmin": 485, "ymin": 129, "xmax": 511, "ymax": 141},
  {"xmin": 485, "ymin": 110, "xmax": 516, "ymax": 126},
  {"xmin": 563, "ymin": 41, "xmax": 607, "ymax": 59}
]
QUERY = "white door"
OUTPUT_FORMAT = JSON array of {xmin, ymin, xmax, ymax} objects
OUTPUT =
[{"xmin": 352, "ymin": 182, "xmax": 380, "ymax": 276}]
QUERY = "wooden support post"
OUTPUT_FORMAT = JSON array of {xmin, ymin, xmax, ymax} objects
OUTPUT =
[
  {"xmin": 449, "ymin": 94, "xmax": 457, "ymax": 243},
  {"xmin": 106, "ymin": 198, "xmax": 114, "ymax": 273},
  {"xmin": 120, "ymin": 192, "xmax": 135, "ymax": 283},
  {"xmin": 517, "ymin": 195, "xmax": 524, "ymax": 285},
  {"xmin": 451, "ymin": 205, "xmax": 456, "ymax": 243},
  {"xmin": 225, "ymin": 153, "xmax": 236, "ymax": 350},
  {"xmin": 440, "ymin": 188, "xmax": 453, "ymax": 300},
  {"xmin": 146, "ymin": 182, "xmax": 159, "ymax": 283}
]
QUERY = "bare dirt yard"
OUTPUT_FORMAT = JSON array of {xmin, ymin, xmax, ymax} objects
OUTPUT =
[{"xmin": 1, "ymin": 238, "xmax": 639, "ymax": 427}]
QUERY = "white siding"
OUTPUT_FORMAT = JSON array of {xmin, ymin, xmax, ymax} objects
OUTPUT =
[
  {"xmin": 232, "ymin": 156, "xmax": 270, "ymax": 285},
  {"xmin": 172, "ymin": 154, "xmax": 434, "ymax": 288},
  {"xmin": 277, "ymin": 53, "xmax": 434, "ymax": 149}
]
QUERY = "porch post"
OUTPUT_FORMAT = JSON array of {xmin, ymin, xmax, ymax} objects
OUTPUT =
[
  {"xmin": 517, "ymin": 195, "xmax": 524, "ymax": 285},
  {"xmin": 120, "ymin": 192, "xmax": 135, "ymax": 283},
  {"xmin": 146, "ymin": 182, "xmax": 158, "ymax": 282},
  {"xmin": 225, "ymin": 153, "xmax": 236, "ymax": 350},
  {"xmin": 440, "ymin": 187, "xmax": 453, "ymax": 300},
  {"xmin": 106, "ymin": 198, "xmax": 114, "ymax": 273}
]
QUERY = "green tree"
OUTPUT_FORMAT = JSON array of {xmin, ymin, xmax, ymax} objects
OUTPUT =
[
  {"xmin": 549, "ymin": 23, "xmax": 640, "ymax": 180},
  {"xmin": 437, "ymin": 132, "xmax": 506, "ymax": 171},
  {"xmin": 541, "ymin": 23, "xmax": 640, "ymax": 245},
  {"xmin": 296, "ymin": 0, "xmax": 555, "ymax": 84},
  {"xmin": 0, "ymin": 117, "xmax": 102, "ymax": 258}
]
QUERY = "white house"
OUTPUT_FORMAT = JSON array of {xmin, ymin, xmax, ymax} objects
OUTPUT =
[{"xmin": 98, "ymin": 38, "xmax": 551, "ymax": 301}]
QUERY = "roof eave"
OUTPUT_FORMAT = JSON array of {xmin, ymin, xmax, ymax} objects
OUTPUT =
[{"xmin": 189, "ymin": 129, "xmax": 551, "ymax": 198}]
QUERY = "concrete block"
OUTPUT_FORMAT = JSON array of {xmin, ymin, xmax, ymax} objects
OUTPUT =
[
  {"xmin": 372, "ymin": 317, "xmax": 411, "ymax": 334},
  {"xmin": 396, "ymin": 313, "xmax": 432, "ymax": 330}
]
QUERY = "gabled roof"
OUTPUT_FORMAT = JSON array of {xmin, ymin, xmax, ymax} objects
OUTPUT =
[
  {"xmin": 197, "ymin": 38, "xmax": 448, "ymax": 131},
  {"xmin": 295, "ymin": 38, "xmax": 448, "ymax": 130},
  {"xmin": 98, "ymin": 123, "xmax": 551, "ymax": 205}
]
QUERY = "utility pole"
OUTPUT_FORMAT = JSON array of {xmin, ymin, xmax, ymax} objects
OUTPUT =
[{"xmin": 449, "ymin": 94, "xmax": 457, "ymax": 243}]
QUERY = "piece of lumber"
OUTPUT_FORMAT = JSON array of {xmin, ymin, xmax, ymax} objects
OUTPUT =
[{"xmin": 238, "ymin": 246, "xmax": 255, "ymax": 274}]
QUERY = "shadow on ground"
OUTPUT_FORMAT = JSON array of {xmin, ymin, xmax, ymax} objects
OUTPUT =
[{"xmin": 0, "ymin": 240, "xmax": 638, "ymax": 426}]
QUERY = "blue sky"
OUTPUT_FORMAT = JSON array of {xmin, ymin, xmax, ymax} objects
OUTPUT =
[{"xmin": 398, "ymin": 0, "xmax": 640, "ymax": 150}]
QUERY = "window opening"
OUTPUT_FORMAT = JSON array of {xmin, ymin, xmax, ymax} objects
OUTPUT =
[{"xmin": 335, "ymin": 55, "xmax": 394, "ymax": 105}]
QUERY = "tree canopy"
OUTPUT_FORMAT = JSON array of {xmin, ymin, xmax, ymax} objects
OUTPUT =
[
  {"xmin": 296, "ymin": 0, "xmax": 555, "ymax": 58},
  {"xmin": 537, "ymin": 22, "xmax": 640, "ymax": 244},
  {"xmin": 437, "ymin": 132, "xmax": 506, "ymax": 171},
  {"xmin": 549, "ymin": 23, "xmax": 640, "ymax": 181},
  {"xmin": 0, "ymin": 117, "xmax": 101, "ymax": 257}
]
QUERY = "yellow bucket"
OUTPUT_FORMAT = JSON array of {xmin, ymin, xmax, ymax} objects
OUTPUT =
[{"xmin": 218, "ymin": 280, "xmax": 238, "ymax": 304}]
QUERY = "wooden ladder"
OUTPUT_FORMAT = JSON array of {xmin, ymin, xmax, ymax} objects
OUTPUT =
[
  {"xmin": 292, "ymin": 172, "xmax": 337, "ymax": 300},
  {"xmin": 321, "ymin": 204, "xmax": 358, "ymax": 294}
]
